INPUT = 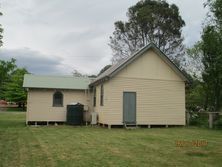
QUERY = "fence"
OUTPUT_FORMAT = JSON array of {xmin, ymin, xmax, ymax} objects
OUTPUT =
[{"xmin": 186, "ymin": 111, "xmax": 222, "ymax": 129}]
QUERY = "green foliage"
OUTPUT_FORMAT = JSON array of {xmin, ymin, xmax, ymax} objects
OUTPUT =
[
  {"xmin": 201, "ymin": 25, "xmax": 222, "ymax": 111},
  {"xmin": 189, "ymin": 112, "xmax": 208, "ymax": 128},
  {"xmin": 186, "ymin": 42, "xmax": 204, "ymax": 77},
  {"xmin": 0, "ymin": 59, "xmax": 17, "ymax": 99},
  {"xmin": 186, "ymin": 79, "xmax": 206, "ymax": 111},
  {"xmin": 207, "ymin": 0, "xmax": 222, "ymax": 26},
  {"xmin": 0, "ymin": 59, "xmax": 28, "ymax": 107},
  {"xmin": 187, "ymin": 0, "xmax": 222, "ymax": 112},
  {"xmin": 214, "ymin": 117, "xmax": 222, "ymax": 129},
  {"xmin": 110, "ymin": 0, "xmax": 185, "ymax": 64},
  {"xmin": 3, "ymin": 68, "xmax": 28, "ymax": 104}
]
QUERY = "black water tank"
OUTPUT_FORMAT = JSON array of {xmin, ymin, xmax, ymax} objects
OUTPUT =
[{"xmin": 66, "ymin": 103, "xmax": 84, "ymax": 125}]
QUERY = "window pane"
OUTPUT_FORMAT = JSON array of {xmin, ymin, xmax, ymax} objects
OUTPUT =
[
  {"xmin": 100, "ymin": 85, "xmax": 104, "ymax": 106},
  {"xmin": 93, "ymin": 88, "xmax": 96, "ymax": 107},
  {"xmin": 53, "ymin": 91, "xmax": 63, "ymax": 107}
]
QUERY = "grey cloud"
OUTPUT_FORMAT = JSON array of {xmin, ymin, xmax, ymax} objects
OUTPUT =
[
  {"xmin": 0, "ymin": 0, "xmax": 207, "ymax": 75},
  {"xmin": 168, "ymin": 0, "xmax": 207, "ymax": 46},
  {"xmin": 0, "ymin": 48, "xmax": 66, "ymax": 75},
  {"xmin": 55, "ymin": 27, "xmax": 105, "ymax": 46},
  {"xmin": 12, "ymin": 0, "xmax": 137, "ymax": 29}
]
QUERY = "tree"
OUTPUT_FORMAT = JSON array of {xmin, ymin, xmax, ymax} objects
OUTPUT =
[
  {"xmin": 98, "ymin": 65, "xmax": 112, "ymax": 76},
  {"xmin": 0, "ymin": 59, "xmax": 17, "ymax": 99},
  {"xmin": 186, "ymin": 78, "xmax": 206, "ymax": 111},
  {"xmin": 72, "ymin": 69, "xmax": 97, "ymax": 78},
  {"xmin": 186, "ymin": 42, "xmax": 204, "ymax": 78},
  {"xmin": 201, "ymin": 0, "xmax": 222, "ymax": 111},
  {"xmin": 3, "ymin": 68, "xmax": 28, "ymax": 108},
  {"xmin": 201, "ymin": 26, "xmax": 222, "ymax": 111},
  {"xmin": 187, "ymin": 0, "xmax": 222, "ymax": 111},
  {"xmin": 88, "ymin": 75, "xmax": 97, "ymax": 78},
  {"xmin": 109, "ymin": 0, "xmax": 185, "ymax": 64},
  {"xmin": 185, "ymin": 42, "xmax": 206, "ymax": 111},
  {"xmin": 207, "ymin": 0, "xmax": 222, "ymax": 26},
  {"xmin": 72, "ymin": 69, "xmax": 84, "ymax": 77}
]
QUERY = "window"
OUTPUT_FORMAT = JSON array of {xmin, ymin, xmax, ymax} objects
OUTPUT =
[
  {"xmin": 100, "ymin": 84, "xmax": 104, "ymax": 106},
  {"xmin": 93, "ymin": 87, "xmax": 96, "ymax": 107},
  {"xmin": 53, "ymin": 91, "xmax": 63, "ymax": 107}
]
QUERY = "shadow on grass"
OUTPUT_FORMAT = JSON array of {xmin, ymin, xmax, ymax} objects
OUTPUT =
[
  {"xmin": 186, "ymin": 151, "xmax": 208, "ymax": 157},
  {"xmin": 3, "ymin": 108, "xmax": 25, "ymax": 112}
]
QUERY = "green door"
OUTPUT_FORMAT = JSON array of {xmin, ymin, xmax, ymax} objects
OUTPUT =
[{"xmin": 123, "ymin": 92, "xmax": 136, "ymax": 124}]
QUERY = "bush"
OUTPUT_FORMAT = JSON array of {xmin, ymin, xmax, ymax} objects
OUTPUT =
[
  {"xmin": 189, "ymin": 112, "xmax": 208, "ymax": 128},
  {"xmin": 213, "ymin": 118, "xmax": 222, "ymax": 129}
]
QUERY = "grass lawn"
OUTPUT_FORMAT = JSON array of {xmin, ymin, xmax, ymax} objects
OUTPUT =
[
  {"xmin": 0, "ymin": 106, "xmax": 25, "ymax": 112},
  {"xmin": 5, "ymin": 107, "xmax": 25, "ymax": 112},
  {"xmin": 0, "ymin": 112, "xmax": 222, "ymax": 167}
]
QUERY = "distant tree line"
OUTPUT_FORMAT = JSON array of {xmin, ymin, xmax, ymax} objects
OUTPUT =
[
  {"xmin": 185, "ymin": 0, "xmax": 222, "ymax": 112},
  {"xmin": 0, "ymin": 59, "xmax": 28, "ymax": 108}
]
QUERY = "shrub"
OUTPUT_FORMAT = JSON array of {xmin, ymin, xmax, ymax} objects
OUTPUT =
[
  {"xmin": 189, "ymin": 112, "xmax": 208, "ymax": 128},
  {"xmin": 213, "ymin": 118, "xmax": 222, "ymax": 129}
]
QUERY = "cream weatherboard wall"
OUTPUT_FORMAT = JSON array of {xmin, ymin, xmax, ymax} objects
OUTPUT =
[
  {"xmin": 26, "ymin": 89, "xmax": 90, "ymax": 123},
  {"xmin": 94, "ymin": 50, "xmax": 186, "ymax": 125}
]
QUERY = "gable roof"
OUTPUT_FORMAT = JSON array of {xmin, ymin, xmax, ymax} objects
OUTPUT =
[
  {"xmin": 90, "ymin": 43, "xmax": 189, "ymax": 86},
  {"xmin": 23, "ymin": 74, "xmax": 92, "ymax": 90}
]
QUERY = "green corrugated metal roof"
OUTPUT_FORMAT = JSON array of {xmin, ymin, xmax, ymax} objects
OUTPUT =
[{"xmin": 23, "ymin": 74, "xmax": 92, "ymax": 90}]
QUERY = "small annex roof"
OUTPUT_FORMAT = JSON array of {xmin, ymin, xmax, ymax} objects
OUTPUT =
[
  {"xmin": 23, "ymin": 74, "xmax": 92, "ymax": 90},
  {"xmin": 90, "ymin": 43, "xmax": 189, "ymax": 86}
]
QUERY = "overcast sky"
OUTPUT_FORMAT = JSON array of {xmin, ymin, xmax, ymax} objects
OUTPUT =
[{"xmin": 0, "ymin": 0, "xmax": 207, "ymax": 75}]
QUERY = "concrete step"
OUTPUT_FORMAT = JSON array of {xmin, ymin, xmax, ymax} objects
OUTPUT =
[{"xmin": 124, "ymin": 123, "xmax": 138, "ymax": 129}]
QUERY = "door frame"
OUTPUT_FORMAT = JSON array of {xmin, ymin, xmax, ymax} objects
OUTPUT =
[{"xmin": 122, "ymin": 91, "xmax": 137, "ymax": 124}]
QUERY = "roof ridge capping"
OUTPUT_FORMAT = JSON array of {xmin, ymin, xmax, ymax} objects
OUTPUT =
[
  {"xmin": 90, "ymin": 42, "xmax": 190, "ymax": 86},
  {"xmin": 24, "ymin": 74, "xmax": 90, "ymax": 79}
]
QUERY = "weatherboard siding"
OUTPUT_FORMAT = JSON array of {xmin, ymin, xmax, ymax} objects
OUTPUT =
[
  {"xmin": 94, "ymin": 49, "xmax": 185, "ymax": 125},
  {"xmin": 117, "ymin": 50, "xmax": 182, "ymax": 81},
  {"xmin": 26, "ymin": 89, "xmax": 89, "ymax": 122},
  {"xmin": 94, "ymin": 82, "xmax": 111, "ymax": 124}
]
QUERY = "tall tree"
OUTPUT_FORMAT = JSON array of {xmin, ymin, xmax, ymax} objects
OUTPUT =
[
  {"xmin": 3, "ymin": 68, "xmax": 28, "ymax": 108},
  {"xmin": 208, "ymin": 0, "xmax": 222, "ymax": 26},
  {"xmin": 192, "ymin": 0, "xmax": 222, "ymax": 111},
  {"xmin": 201, "ymin": 26, "xmax": 222, "ymax": 111},
  {"xmin": 186, "ymin": 42, "xmax": 204, "ymax": 78},
  {"xmin": 0, "ymin": 59, "xmax": 17, "ymax": 99},
  {"xmin": 109, "ymin": 0, "xmax": 185, "ymax": 64}
]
